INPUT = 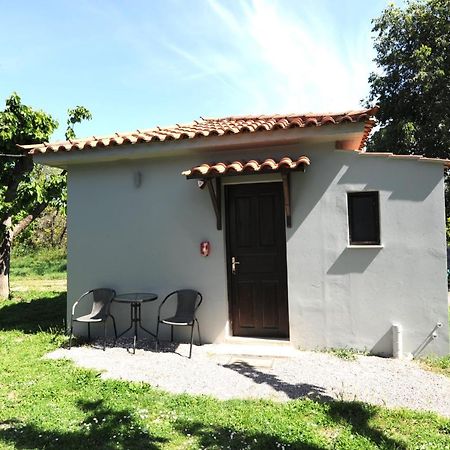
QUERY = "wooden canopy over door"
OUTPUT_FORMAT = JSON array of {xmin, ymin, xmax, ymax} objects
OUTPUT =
[
  {"xmin": 226, "ymin": 182, "xmax": 289, "ymax": 338},
  {"xmin": 181, "ymin": 156, "xmax": 310, "ymax": 230}
]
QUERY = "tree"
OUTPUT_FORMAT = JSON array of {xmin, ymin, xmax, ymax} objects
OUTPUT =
[
  {"xmin": 0, "ymin": 93, "xmax": 91, "ymax": 299},
  {"xmin": 366, "ymin": 0, "xmax": 450, "ymax": 158}
]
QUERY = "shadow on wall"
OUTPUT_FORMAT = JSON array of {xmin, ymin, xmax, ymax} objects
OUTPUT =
[
  {"xmin": 336, "ymin": 160, "xmax": 440, "ymax": 201},
  {"xmin": 412, "ymin": 322, "xmax": 445, "ymax": 358},
  {"xmin": 287, "ymin": 153, "xmax": 345, "ymax": 236},
  {"xmin": 288, "ymin": 151, "xmax": 440, "ymax": 242},
  {"xmin": 327, "ymin": 247, "xmax": 382, "ymax": 275},
  {"xmin": 370, "ymin": 328, "xmax": 393, "ymax": 357},
  {"xmin": 369, "ymin": 322, "xmax": 445, "ymax": 358}
]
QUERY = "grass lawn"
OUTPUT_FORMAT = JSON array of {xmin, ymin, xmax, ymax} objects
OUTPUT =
[
  {"xmin": 420, "ymin": 353, "xmax": 450, "ymax": 378},
  {"xmin": 419, "ymin": 308, "xmax": 450, "ymax": 378},
  {"xmin": 0, "ymin": 290, "xmax": 449, "ymax": 449},
  {"xmin": 10, "ymin": 248, "xmax": 67, "ymax": 292}
]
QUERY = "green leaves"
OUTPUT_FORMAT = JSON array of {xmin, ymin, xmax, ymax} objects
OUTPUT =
[
  {"xmin": 0, "ymin": 92, "xmax": 90, "ymax": 243},
  {"xmin": 0, "ymin": 93, "xmax": 91, "ymax": 225},
  {"xmin": 0, "ymin": 93, "xmax": 91, "ymax": 297},
  {"xmin": 65, "ymin": 106, "xmax": 92, "ymax": 141},
  {"xmin": 366, "ymin": 0, "xmax": 450, "ymax": 158},
  {"xmin": 0, "ymin": 92, "xmax": 58, "ymax": 154}
]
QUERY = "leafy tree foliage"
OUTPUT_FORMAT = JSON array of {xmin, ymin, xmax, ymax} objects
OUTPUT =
[
  {"xmin": 366, "ymin": 0, "xmax": 450, "ymax": 157},
  {"xmin": 66, "ymin": 106, "xmax": 92, "ymax": 141},
  {"xmin": 0, "ymin": 93, "xmax": 91, "ymax": 298}
]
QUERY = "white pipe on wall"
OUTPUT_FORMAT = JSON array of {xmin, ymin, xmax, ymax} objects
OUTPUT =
[{"xmin": 392, "ymin": 323, "xmax": 403, "ymax": 359}]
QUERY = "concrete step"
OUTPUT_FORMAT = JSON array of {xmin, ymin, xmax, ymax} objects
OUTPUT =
[
  {"xmin": 224, "ymin": 336, "xmax": 292, "ymax": 346},
  {"xmin": 203, "ymin": 338, "xmax": 300, "ymax": 358}
]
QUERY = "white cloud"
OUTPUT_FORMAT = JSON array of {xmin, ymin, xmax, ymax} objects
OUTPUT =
[
  {"xmin": 167, "ymin": 0, "xmax": 377, "ymax": 114},
  {"xmin": 77, "ymin": 0, "xmax": 380, "ymax": 119}
]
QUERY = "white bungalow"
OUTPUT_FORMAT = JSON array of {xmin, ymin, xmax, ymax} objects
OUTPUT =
[{"xmin": 23, "ymin": 107, "xmax": 449, "ymax": 357}]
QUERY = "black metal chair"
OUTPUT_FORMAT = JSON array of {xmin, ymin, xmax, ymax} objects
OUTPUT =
[
  {"xmin": 155, "ymin": 289, "xmax": 202, "ymax": 358},
  {"xmin": 69, "ymin": 288, "xmax": 117, "ymax": 351}
]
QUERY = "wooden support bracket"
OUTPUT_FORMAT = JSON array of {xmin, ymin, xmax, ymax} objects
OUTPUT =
[
  {"xmin": 206, "ymin": 177, "xmax": 222, "ymax": 230},
  {"xmin": 195, "ymin": 169, "xmax": 300, "ymax": 229},
  {"xmin": 281, "ymin": 172, "xmax": 292, "ymax": 228}
]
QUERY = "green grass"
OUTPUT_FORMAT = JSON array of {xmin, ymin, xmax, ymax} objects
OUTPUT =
[
  {"xmin": 420, "ymin": 354, "xmax": 450, "ymax": 378},
  {"xmin": 0, "ymin": 290, "xmax": 449, "ymax": 449},
  {"xmin": 10, "ymin": 247, "xmax": 66, "ymax": 280},
  {"xmin": 321, "ymin": 348, "xmax": 368, "ymax": 361},
  {"xmin": 419, "ymin": 307, "xmax": 450, "ymax": 378}
]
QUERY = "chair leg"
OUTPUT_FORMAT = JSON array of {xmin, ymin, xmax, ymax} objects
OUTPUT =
[
  {"xmin": 195, "ymin": 319, "xmax": 201, "ymax": 346},
  {"xmin": 103, "ymin": 322, "xmax": 107, "ymax": 351},
  {"xmin": 88, "ymin": 322, "xmax": 91, "ymax": 341},
  {"xmin": 155, "ymin": 321, "xmax": 160, "ymax": 351},
  {"xmin": 111, "ymin": 315, "xmax": 117, "ymax": 343},
  {"xmin": 69, "ymin": 321, "xmax": 73, "ymax": 350},
  {"xmin": 189, "ymin": 323, "xmax": 195, "ymax": 359}
]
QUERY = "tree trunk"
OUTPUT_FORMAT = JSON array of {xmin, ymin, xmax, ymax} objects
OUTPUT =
[
  {"xmin": 58, "ymin": 224, "xmax": 67, "ymax": 245},
  {"xmin": 0, "ymin": 203, "xmax": 48, "ymax": 300},
  {"xmin": 0, "ymin": 217, "xmax": 13, "ymax": 300}
]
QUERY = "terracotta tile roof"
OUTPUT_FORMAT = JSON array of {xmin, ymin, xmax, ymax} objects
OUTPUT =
[
  {"xmin": 358, "ymin": 152, "xmax": 450, "ymax": 167},
  {"xmin": 182, "ymin": 156, "xmax": 310, "ymax": 178},
  {"xmin": 20, "ymin": 107, "xmax": 379, "ymax": 155}
]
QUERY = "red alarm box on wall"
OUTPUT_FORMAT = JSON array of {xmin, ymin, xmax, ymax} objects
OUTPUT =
[{"xmin": 200, "ymin": 241, "xmax": 210, "ymax": 257}]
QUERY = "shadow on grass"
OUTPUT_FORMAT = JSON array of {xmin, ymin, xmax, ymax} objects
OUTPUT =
[
  {"xmin": 0, "ymin": 399, "xmax": 166, "ymax": 450},
  {"xmin": 223, "ymin": 362, "xmax": 407, "ymax": 450},
  {"xmin": 173, "ymin": 419, "xmax": 324, "ymax": 449},
  {"xmin": 0, "ymin": 398, "xmax": 406, "ymax": 450},
  {"xmin": 0, "ymin": 292, "xmax": 66, "ymax": 333},
  {"xmin": 173, "ymin": 400, "xmax": 408, "ymax": 450},
  {"xmin": 327, "ymin": 401, "xmax": 407, "ymax": 449},
  {"xmin": 173, "ymin": 404, "xmax": 408, "ymax": 450}
]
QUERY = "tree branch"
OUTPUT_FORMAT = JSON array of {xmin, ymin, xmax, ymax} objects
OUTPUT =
[{"xmin": 12, "ymin": 202, "xmax": 49, "ymax": 238}]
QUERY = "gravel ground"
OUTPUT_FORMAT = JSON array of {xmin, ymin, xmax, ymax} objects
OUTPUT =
[{"xmin": 46, "ymin": 338, "xmax": 450, "ymax": 418}]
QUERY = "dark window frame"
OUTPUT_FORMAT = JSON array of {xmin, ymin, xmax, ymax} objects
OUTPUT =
[{"xmin": 347, "ymin": 191, "xmax": 380, "ymax": 245}]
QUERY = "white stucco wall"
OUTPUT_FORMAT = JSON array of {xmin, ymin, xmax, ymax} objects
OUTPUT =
[
  {"xmin": 286, "ymin": 148, "xmax": 449, "ymax": 356},
  {"xmin": 65, "ymin": 143, "xmax": 449, "ymax": 356}
]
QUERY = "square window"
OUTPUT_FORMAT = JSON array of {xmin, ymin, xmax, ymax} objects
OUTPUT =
[{"xmin": 347, "ymin": 192, "xmax": 380, "ymax": 245}]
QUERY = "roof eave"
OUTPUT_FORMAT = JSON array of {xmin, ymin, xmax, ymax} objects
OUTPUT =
[{"xmin": 32, "ymin": 122, "xmax": 367, "ymax": 168}]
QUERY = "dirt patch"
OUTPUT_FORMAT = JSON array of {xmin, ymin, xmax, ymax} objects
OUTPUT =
[{"xmin": 11, "ymin": 278, "xmax": 67, "ymax": 292}]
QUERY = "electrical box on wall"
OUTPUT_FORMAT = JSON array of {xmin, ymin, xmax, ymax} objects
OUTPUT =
[{"xmin": 200, "ymin": 241, "xmax": 210, "ymax": 257}]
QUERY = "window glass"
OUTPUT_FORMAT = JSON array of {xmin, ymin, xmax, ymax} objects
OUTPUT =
[{"xmin": 348, "ymin": 192, "xmax": 380, "ymax": 245}]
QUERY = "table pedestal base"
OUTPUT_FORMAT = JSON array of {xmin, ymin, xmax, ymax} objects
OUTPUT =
[{"xmin": 117, "ymin": 302, "xmax": 156, "ymax": 354}]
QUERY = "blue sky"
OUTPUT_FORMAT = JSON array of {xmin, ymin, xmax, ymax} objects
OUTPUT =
[{"xmin": 1, "ymin": 0, "xmax": 398, "ymax": 140}]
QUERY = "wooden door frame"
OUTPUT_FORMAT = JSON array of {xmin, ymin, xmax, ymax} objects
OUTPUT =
[{"xmin": 224, "ymin": 181, "xmax": 289, "ymax": 337}]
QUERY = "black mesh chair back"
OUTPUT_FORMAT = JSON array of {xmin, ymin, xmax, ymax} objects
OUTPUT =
[
  {"xmin": 156, "ymin": 289, "xmax": 202, "ymax": 358},
  {"xmin": 90, "ymin": 288, "xmax": 115, "ymax": 320},
  {"xmin": 173, "ymin": 289, "xmax": 202, "ymax": 323},
  {"xmin": 69, "ymin": 288, "xmax": 117, "ymax": 351}
]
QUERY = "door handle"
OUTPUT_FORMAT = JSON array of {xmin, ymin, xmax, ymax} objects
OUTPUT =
[{"xmin": 231, "ymin": 256, "xmax": 240, "ymax": 275}]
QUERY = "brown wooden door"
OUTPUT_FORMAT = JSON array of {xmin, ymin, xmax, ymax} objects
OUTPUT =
[{"xmin": 226, "ymin": 182, "xmax": 289, "ymax": 338}]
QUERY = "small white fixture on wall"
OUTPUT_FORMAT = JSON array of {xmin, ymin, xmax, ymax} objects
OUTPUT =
[
  {"xmin": 134, "ymin": 171, "xmax": 142, "ymax": 188},
  {"xmin": 392, "ymin": 323, "xmax": 403, "ymax": 359}
]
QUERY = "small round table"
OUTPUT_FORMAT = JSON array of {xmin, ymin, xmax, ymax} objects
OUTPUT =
[{"xmin": 113, "ymin": 292, "xmax": 158, "ymax": 354}]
